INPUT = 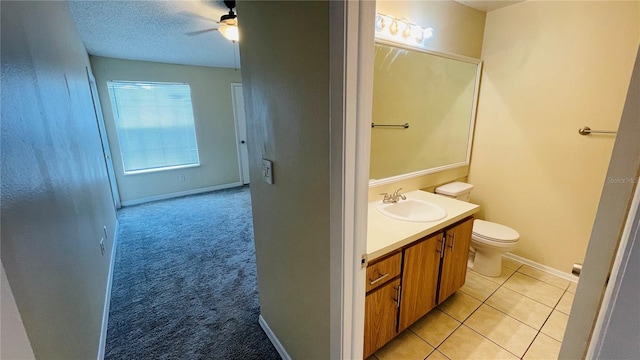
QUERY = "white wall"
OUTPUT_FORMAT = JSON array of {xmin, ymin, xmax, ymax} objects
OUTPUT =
[
  {"xmin": 90, "ymin": 57, "xmax": 243, "ymax": 205},
  {"xmin": 1, "ymin": 1, "xmax": 117, "ymax": 358},
  {"xmin": 237, "ymin": 1, "xmax": 332, "ymax": 358},
  {"xmin": 469, "ymin": 1, "xmax": 640, "ymax": 271},
  {"xmin": 1, "ymin": 262, "xmax": 35, "ymax": 360}
]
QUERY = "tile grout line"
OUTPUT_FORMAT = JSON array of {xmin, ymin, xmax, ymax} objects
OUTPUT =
[
  {"xmin": 434, "ymin": 266, "xmax": 523, "ymax": 359},
  {"xmin": 459, "ymin": 262, "xmax": 569, "ymax": 358},
  {"xmin": 454, "ymin": 324, "xmax": 524, "ymax": 359},
  {"xmin": 463, "ymin": 266, "xmax": 527, "ymax": 359},
  {"xmin": 439, "ymin": 263, "xmax": 567, "ymax": 358},
  {"xmin": 501, "ymin": 271, "xmax": 570, "ymax": 309},
  {"xmin": 514, "ymin": 267, "xmax": 571, "ymax": 291},
  {"xmin": 538, "ymin": 288, "xmax": 571, "ymax": 343},
  {"xmin": 374, "ymin": 260, "xmax": 571, "ymax": 359},
  {"xmin": 477, "ymin": 267, "xmax": 557, "ymax": 331},
  {"xmin": 518, "ymin": 275, "xmax": 571, "ymax": 358},
  {"xmin": 482, "ymin": 301, "xmax": 546, "ymax": 332},
  {"xmin": 521, "ymin": 331, "xmax": 543, "ymax": 360},
  {"xmin": 409, "ymin": 266, "xmax": 519, "ymax": 358},
  {"xmin": 409, "ymin": 315, "xmax": 462, "ymax": 352}
]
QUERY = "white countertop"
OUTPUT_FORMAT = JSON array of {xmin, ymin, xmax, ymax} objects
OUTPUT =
[{"xmin": 367, "ymin": 190, "xmax": 480, "ymax": 261}]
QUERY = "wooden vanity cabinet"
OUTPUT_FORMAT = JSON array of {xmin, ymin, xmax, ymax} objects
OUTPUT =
[{"xmin": 363, "ymin": 217, "xmax": 474, "ymax": 358}]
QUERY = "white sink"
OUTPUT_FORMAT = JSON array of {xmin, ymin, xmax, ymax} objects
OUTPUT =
[{"xmin": 376, "ymin": 198, "xmax": 447, "ymax": 222}]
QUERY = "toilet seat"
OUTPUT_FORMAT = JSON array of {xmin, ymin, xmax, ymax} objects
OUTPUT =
[{"xmin": 472, "ymin": 219, "xmax": 520, "ymax": 243}]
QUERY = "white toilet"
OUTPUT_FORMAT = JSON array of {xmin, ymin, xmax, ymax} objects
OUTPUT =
[{"xmin": 435, "ymin": 182, "xmax": 520, "ymax": 277}]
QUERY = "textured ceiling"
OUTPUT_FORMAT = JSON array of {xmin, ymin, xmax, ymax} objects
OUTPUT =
[
  {"xmin": 455, "ymin": 0, "xmax": 525, "ymax": 12},
  {"xmin": 69, "ymin": 0, "xmax": 240, "ymax": 69},
  {"xmin": 69, "ymin": 0, "xmax": 523, "ymax": 70}
]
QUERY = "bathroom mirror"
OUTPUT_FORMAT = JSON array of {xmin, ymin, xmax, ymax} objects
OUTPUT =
[{"xmin": 369, "ymin": 40, "xmax": 482, "ymax": 185}]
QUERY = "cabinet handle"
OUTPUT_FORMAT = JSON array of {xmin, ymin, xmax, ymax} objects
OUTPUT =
[
  {"xmin": 393, "ymin": 285, "xmax": 402, "ymax": 308},
  {"xmin": 369, "ymin": 272, "xmax": 390, "ymax": 285},
  {"xmin": 438, "ymin": 235, "xmax": 446, "ymax": 258},
  {"xmin": 448, "ymin": 233, "xmax": 456, "ymax": 251}
]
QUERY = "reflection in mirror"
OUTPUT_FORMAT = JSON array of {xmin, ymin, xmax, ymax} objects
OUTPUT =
[{"xmin": 369, "ymin": 41, "xmax": 481, "ymax": 185}]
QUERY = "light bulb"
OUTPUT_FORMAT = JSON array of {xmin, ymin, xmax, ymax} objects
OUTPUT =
[
  {"xmin": 389, "ymin": 19, "xmax": 398, "ymax": 35},
  {"xmin": 219, "ymin": 24, "xmax": 239, "ymax": 42},
  {"xmin": 412, "ymin": 25, "xmax": 424, "ymax": 43},
  {"xmin": 423, "ymin": 27, "xmax": 434, "ymax": 39},
  {"xmin": 375, "ymin": 13, "xmax": 386, "ymax": 32},
  {"xmin": 402, "ymin": 21, "xmax": 412, "ymax": 38}
]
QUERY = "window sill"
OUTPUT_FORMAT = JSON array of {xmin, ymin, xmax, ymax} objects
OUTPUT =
[{"xmin": 123, "ymin": 163, "xmax": 201, "ymax": 176}]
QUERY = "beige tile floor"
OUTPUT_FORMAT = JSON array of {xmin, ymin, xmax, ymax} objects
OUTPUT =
[{"xmin": 368, "ymin": 257, "xmax": 577, "ymax": 360}]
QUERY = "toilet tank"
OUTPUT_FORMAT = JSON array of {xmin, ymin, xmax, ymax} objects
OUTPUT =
[{"xmin": 435, "ymin": 182, "xmax": 474, "ymax": 202}]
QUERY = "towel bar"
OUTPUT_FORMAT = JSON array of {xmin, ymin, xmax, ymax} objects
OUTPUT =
[
  {"xmin": 578, "ymin": 126, "xmax": 617, "ymax": 135},
  {"xmin": 372, "ymin": 123, "xmax": 409, "ymax": 129}
]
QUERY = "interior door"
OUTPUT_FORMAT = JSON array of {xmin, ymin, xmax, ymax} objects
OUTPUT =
[
  {"xmin": 231, "ymin": 83, "xmax": 250, "ymax": 184},
  {"xmin": 86, "ymin": 67, "xmax": 120, "ymax": 209}
]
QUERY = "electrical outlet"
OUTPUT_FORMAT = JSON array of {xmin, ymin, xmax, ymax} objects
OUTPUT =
[
  {"xmin": 99, "ymin": 238, "xmax": 105, "ymax": 256},
  {"xmin": 261, "ymin": 159, "xmax": 274, "ymax": 184},
  {"xmin": 179, "ymin": 174, "xmax": 185, "ymax": 182}
]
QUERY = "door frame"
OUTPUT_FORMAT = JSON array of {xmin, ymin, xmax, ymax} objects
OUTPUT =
[
  {"xmin": 231, "ymin": 83, "xmax": 250, "ymax": 185},
  {"xmin": 86, "ymin": 67, "xmax": 121, "ymax": 209},
  {"xmin": 346, "ymin": 6, "xmax": 640, "ymax": 360},
  {"xmin": 328, "ymin": 0, "xmax": 375, "ymax": 358}
]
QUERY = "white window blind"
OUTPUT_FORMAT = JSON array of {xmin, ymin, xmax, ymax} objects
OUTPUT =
[{"xmin": 107, "ymin": 81, "xmax": 200, "ymax": 173}]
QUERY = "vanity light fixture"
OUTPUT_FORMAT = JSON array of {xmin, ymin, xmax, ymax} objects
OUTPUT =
[{"xmin": 375, "ymin": 12, "xmax": 434, "ymax": 46}]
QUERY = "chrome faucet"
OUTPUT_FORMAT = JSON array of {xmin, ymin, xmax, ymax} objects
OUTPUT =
[{"xmin": 380, "ymin": 188, "xmax": 406, "ymax": 203}]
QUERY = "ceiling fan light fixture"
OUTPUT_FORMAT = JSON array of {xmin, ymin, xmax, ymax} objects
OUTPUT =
[{"xmin": 219, "ymin": 24, "xmax": 239, "ymax": 42}]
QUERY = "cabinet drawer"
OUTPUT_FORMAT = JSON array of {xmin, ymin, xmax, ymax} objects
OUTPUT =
[{"xmin": 366, "ymin": 252, "xmax": 402, "ymax": 292}]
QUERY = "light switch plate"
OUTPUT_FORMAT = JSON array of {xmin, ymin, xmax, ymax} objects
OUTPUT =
[{"xmin": 261, "ymin": 159, "xmax": 274, "ymax": 184}]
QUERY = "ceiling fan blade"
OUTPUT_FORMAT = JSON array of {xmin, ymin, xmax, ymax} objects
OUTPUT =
[
  {"xmin": 185, "ymin": 28, "xmax": 219, "ymax": 36},
  {"xmin": 178, "ymin": 11, "xmax": 219, "ymax": 23}
]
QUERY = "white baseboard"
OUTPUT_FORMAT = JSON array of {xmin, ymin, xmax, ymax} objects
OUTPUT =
[
  {"xmin": 120, "ymin": 182, "xmax": 243, "ymax": 207},
  {"xmin": 503, "ymin": 253, "xmax": 579, "ymax": 283},
  {"xmin": 97, "ymin": 220, "xmax": 119, "ymax": 360},
  {"xmin": 258, "ymin": 314, "xmax": 291, "ymax": 360}
]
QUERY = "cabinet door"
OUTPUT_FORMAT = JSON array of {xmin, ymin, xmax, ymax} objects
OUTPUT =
[
  {"xmin": 438, "ymin": 218, "xmax": 473, "ymax": 302},
  {"xmin": 364, "ymin": 278, "xmax": 401, "ymax": 358},
  {"xmin": 398, "ymin": 233, "xmax": 441, "ymax": 332}
]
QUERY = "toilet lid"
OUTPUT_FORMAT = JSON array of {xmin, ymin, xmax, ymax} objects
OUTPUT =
[{"xmin": 473, "ymin": 219, "xmax": 520, "ymax": 243}]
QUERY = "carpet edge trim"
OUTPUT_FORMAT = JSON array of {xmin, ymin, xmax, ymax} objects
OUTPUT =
[
  {"xmin": 97, "ymin": 219, "xmax": 119, "ymax": 360},
  {"xmin": 259, "ymin": 314, "xmax": 291, "ymax": 360},
  {"xmin": 120, "ymin": 182, "xmax": 243, "ymax": 207}
]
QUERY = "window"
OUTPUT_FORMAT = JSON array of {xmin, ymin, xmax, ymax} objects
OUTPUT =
[{"xmin": 107, "ymin": 81, "xmax": 200, "ymax": 173}]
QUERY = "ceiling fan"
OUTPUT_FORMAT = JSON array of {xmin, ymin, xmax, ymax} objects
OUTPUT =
[{"xmin": 185, "ymin": 0, "xmax": 239, "ymax": 42}]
